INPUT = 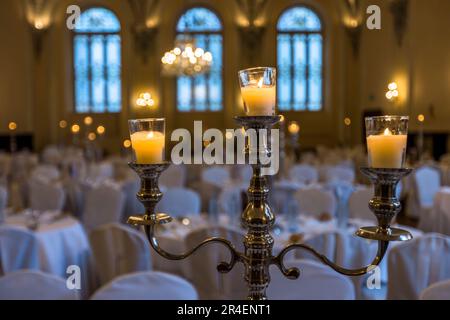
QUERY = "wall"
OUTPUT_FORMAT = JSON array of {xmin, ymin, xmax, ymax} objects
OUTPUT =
[{"xmin": 1, "ymin": 0, "xmax": 449, "ymax": 153}]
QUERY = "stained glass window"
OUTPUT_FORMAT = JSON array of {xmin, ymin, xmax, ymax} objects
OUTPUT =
[
  {"xmin": 73, "ymin": 7, "xmax": 121, "ymax": 113},
  {"xmin": 277, "ymin": 7, "xmax": 323, "ymax": 111},
  {"xmin": 176, "ymin": 8, "xmax": 223, "ymax": 112}
]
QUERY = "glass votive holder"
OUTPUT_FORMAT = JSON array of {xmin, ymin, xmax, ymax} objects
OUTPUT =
[
  {"xmin": 238, "ymin": 67, "xmax": 276, "ymax": 116},
  {"xmin": 365, "ymin": 116, "xmax": 408, "ymax": 168},
  {"xmin": 128, "ymin": 118, "xmax": 165, "ymax": 164}
]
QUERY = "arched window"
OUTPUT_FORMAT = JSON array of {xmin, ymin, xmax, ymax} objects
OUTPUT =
[
  {"xmin": 277, "ymin": 6, "xmax": 323, "ymax": 111},
  {"xmin": 73, "ymin": 7, "xmax": 121, "ymax": 113},
  {"xmin": 176, "ymin": 7, "xmax": 223, "ymax": 112}
]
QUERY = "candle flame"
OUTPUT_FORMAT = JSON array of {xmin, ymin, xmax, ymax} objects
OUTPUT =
[
  {"xmin": 258, "ymin": 78, "xmax": 264, "ymax": 88},
  {"xmin": 384, "ymin": 128, "xmax": 392, "ymax": 136},
  {"xmin": 147, "ymin": 131, "xmax": 155, "ymax": 138}
]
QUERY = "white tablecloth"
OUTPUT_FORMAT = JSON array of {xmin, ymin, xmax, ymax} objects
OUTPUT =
[{"xmin": 4, "ymin": 211, "xmax": 94, "ymax": 296}]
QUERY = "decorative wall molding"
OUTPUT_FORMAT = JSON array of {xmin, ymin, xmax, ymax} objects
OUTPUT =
[
  {"xmin": 235, "ymin": 0, "xmax": 268, "ymax": 63},
  {"xmin": 128, "ymin": 0, "xmax": 159, "ymax": 64},
  {"xmin": 389, "ymin": 0, "xmax": 410, "ymax": 47}
]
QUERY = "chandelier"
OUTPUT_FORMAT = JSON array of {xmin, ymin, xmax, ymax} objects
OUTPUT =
[{"xmin": 161, "ymin": 39, "xmax": 213, "ymax": 77}]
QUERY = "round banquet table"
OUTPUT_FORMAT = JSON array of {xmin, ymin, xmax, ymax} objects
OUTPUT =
[{"xmin": 3, "ymin": 210, "xmax": 95, "ymax": 297}]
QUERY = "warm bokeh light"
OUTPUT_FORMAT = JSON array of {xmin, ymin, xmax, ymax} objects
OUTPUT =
[
  {"xmin": 279, "ymin": 115, "xmax": 285, "ymax": 123},
  {"xmin": 288, "ymin": 121, "xmax": 300, "ymax": 135},
  {"xmin": 225, "ymin": 131, "xmax": 234, "ymax": 140},
  {"xmin": 71, "ymin": 124, "xmax": 80, "ymax": 134},
  {"xmin": 8, "ymin": 122, "xmax": 17, "ymax": 131},
  {"xmin": 388, "ymin": 82, "xmax": 398, "ymax": 91},
  {"xmin": 386, "ymin": 82, "xmax": 399, "ymax": 101},
  {"xmin": 97, "ymin": 125, "xmax": 106, "ymax": 135},
  {"xmin": 59, "ymin": 120, "xmax": 67, "ymax": 129},
  {"xmin": 123, "ymin": 139, "xmax": 132, "ymax": 148},
  {"xmin": 84, "ymin": 116, "xmax": 93, "ymax": 126},
  {"xmin": 136, "ymin": 92, "xmax": 155, "ymax": 107},
  {"xmin": 344, "ymin": 117, "xmax": 351, "ymax": 126},
  {"xmin": 418, "ymin": 114, "xmax": 425, "ymax": 123},
  {"xmin": 88, "ymin": 132, "xmax": 96, "ymax": 141}
]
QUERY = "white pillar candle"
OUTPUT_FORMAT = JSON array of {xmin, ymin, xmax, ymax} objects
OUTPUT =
[
  {"xmin": 367, "ymin": 128, "xmax": 407, "ymax": 168},
  {"xmin": 130, "ymin": 131, "xmax": 165, "ymax": 164},
  {"xmin": 241, "ymin": 78, "xmax": 276, "ymax": 116}
]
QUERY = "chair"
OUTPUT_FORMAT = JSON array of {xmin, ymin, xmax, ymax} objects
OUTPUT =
[
  {"xmin": 160, "ymin": 164, "xmax": 187, "ymax": 188},
  {"xmin": 90, "ymin": 271, "xmax": 198, "ymax": 300},
  {"xmin": 289, "ymin": 164, "xmax": 319, "ymax": 185},
  {"xmin": 349, "ymin": 187, "xmax": 375, "ymax": 222},
  {"xmin": 324, "ymin": 166, "xmax": 355, "ymax": 184},
  {"xmin": 121, "ymin": 176, "xmax": 144, "ymax": 221},
  {"xmin": 29, "ymin": 180, "xmax": 66, "ymax": 212},
  {"xmin": 420, "ymin": 279, "xmax": 450, "ymax": 300},
  {"xmin": 30, "ymin": 164, "xmax": 60, "ymax": 183},
  {"xmin": 0, "ymin": 185, "xmax": 7, "ymax": 224},
  {"xmin": 185, "ymin": 226, "xmax": 246, "ymax": 299},
  {"xmin": 0, "ymin": 226, "xmax": 40, "ymax": 273},
  {"xmin": 89, "ymin": 223, "xmax": 152, "ymax": 286},
  {"xmin": 201, "ymin": 166, "xmax": 231, "ymax": 188},
  {"xmin": 387, "ymin": 233, "xmax": 450, "ymax": 300},
  {"xmin": 82, "ymin": 182, "xmax": 125, "ymax": 230},
  {"xmin": 0, "ymin": 270, "xmax": 79, "ymax": 300},
  {"xmin": 267, "ymin": 259, "xmax": 355, "ymax": 299},
  {"xmin": 408, "ymin": 165, "xmax": 441, "ymax": 219},
  {"xmin": 296, "ymin": 230, "xmax": 378, "ymax": 299},
  {"xmin": 156, "ymin": 187, "xmax": 201, "ymax": 217},
  {"xmin": 295, "ymin": 187, "xmax": 337, "ymax": 218}
]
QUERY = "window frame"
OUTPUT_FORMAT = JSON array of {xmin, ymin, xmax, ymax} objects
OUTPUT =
[
  {"xmin": 175, "ymin": 6, "xmax": 224, "ymax": 113},
  {"xmin": 71, "ymin": 6, "xmax": 123, "ymax": 114},
  {"xmin": 276, "ymin": 4, "xmax": 325, "ymax": 112}
]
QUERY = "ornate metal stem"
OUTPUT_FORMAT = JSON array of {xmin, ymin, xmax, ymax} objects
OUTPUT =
[{"xmin": 127, "ymin": 117, "xmax": 413, "ymax": 300}]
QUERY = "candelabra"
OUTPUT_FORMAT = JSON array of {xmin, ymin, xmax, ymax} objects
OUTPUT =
[{"xmin": 127, "ymin": 115, "xmax": 413, "ymax": 300}]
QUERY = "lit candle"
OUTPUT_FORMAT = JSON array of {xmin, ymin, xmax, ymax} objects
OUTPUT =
[
  {"xmin": 238, "ymin": 67, "xmax": 276, "ymax": 116},
  {"xmin": 130, "ymin": 130, "xmax": 165, "ymax": 164},
  {"xmin": 241, "ymin": 78, "xmax": 276, "ymax": 116},
  {"xmin": 367, "ymin": 128, "xmax": 407, "ymax": 168}
]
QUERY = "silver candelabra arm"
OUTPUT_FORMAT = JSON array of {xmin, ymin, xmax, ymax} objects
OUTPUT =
[
  {"xmin": 127, "ymin": 162, "xmax": 243, "ymax": 275},
  {"xmin": 272, "ymin": 240, "xmax": 389, "ymax": 279}
]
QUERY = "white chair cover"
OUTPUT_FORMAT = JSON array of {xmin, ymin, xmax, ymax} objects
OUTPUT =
[
  {"xmin": 0, "ymin": 270, "xmax": 79, "ymax": 300},
  {"xmin": 82, "ymin": 182, "xmax": 125, "ymax": 230},
  {"xmin": 408, "ymin": 165, "xmax": 441, "ymax": 219},
  {"xmin": 218, "ymin": 185, "xmax": 246, "ymax": 218},
  {"xmin": 90, "ymin": 271, "xmax": 198, "ymax": 300},
  {"xmin": 160, "ymin": 164, "xmax": 187, "ymax": 188},
  {"xmin": 323, "ymin": 166, "xmax": 355, "ymax": 184},
  {"xmin": 31, "ymin": 164, "xmax": 60, "ymax": 183},
  {"xmin": 87, "ymin": 162, "xmax": 114, "ymax": 184},
  {"xmin": 89, "ymin": 223, "xmax": 152, "ymax": 286},
  {"xmin": 267, "ymin": 259, "xmax": 355, "ymax": 299},
  {"xmin": 420, "ymin": 279, "xmax": 450, "ymax": 300},
  {"xmin": 0, "ymin": 185, "xmax": 7, "ymax": 224},
  {"xmin": 289, "ymin": 164, "xmax": 319, "ymax": 185},
  {"xmin": 295, "ymin": 187, "xmax": 337, "ymax": 218},
  {"xmin": 0, "ymin": 226, "xmax": 40, "ymax": 273},
  {"xmin": 185, "ymin": 226, "xmax": 246, "ymax": 299},
  {"xmin": 156, "ymin": 187, "xmax": 201, "ymax": 217},
  {"xmin": 201, "ymin": 166, "xmax": 231, "ymax": 187},
  {"xmin": 29, "ymin": 180, "xmax": 66, "ymax": 212},
  {"xmin": 349, "ymin": 187, "xmax": 375, "ymax": 222},
  {"xmin": 121, "ymin": 176, "xmax": 144, "ymax": 221},
  {"xmin": 387, "ymin": 233, "xmax": 450, "ymax": 300},
  {"xmin": 296, "ymin": 230, "xmax": 378, "ymax": 299},
  {"xmin": 42, "ymin": 146, "xmax": 62, "ymax": 166}
]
